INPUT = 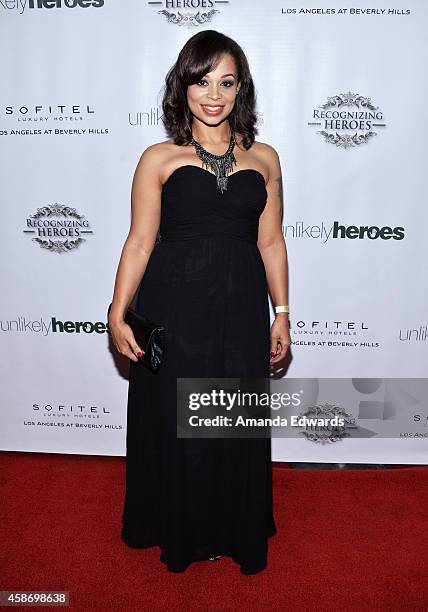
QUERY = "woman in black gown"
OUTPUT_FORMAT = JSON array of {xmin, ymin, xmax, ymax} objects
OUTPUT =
[{"xmin": 108, "ymin": 30, "xmax": 290, "ymax": 574}]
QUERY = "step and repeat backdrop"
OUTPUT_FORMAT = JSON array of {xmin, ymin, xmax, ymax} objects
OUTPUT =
[{"xmin": 1, "ymin": 1, "xmax": 427, "ymax": 462}]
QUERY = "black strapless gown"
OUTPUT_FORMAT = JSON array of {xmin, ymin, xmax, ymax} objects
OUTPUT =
[{"xmin": 121, "ymin": 165, "xmax": 277, "ymax": 574}]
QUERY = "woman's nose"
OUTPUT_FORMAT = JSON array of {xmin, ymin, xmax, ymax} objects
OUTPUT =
[{"xmin": 207, "ymin": 85, "xmax": 221, "ymax": 99}]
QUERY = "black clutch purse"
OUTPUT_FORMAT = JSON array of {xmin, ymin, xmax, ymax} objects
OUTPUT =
[{"xmin": 107, "ymin": 303, "xmax": 165, "ymax": 373}]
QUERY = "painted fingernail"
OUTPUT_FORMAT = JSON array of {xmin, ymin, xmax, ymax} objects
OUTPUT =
[
  {"xmin": 270, "ymin": 352, "xmax": 275, "ymax": 357},
  {"xmin": 136, "ymin": 351, "xmax": 142, "ymax": 357}
]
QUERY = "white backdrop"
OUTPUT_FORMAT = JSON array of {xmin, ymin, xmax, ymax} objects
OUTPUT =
[{"xmin": 1, "ymin": 0, "xmax": 427, "ymax": 463}]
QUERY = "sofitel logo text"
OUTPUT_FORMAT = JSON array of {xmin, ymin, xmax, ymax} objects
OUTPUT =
[{"xmin": 1, "ymin": 104, "xmax": 95, "ymax": 124}]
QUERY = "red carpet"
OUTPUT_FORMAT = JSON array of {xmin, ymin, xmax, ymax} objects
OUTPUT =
[{"xmin": 1, "ymin": 452, "xmax": 427, "ymax": 611}]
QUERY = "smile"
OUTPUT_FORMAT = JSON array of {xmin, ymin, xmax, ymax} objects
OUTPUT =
[{"xmin": 201, "ymin": 104, "xmax": 224, "ymax": 115}]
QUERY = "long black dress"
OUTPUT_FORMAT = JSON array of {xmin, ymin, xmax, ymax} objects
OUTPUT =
[{"xmin": 121, "ymin": 164, "xmax": 277, "ymax": 574}]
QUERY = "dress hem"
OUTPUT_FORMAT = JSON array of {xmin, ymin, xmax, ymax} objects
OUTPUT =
[{"xmin": 121, "ymin": 523, "xmax": 278, "ymax": 575}]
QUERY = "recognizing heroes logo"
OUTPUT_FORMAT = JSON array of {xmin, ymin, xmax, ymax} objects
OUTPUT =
[
  {"xmin": 23, "ymin": 202, "xmax": 94, "ymax": 253},
  {"xmin": 309, "ymin": 91, "xmax": 386, "ymax": 149}
]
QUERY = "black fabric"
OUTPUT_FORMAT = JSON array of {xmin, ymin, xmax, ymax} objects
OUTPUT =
[{"xmin": 121, "ymin": 165, "xmax": 277, "ymax": 574}]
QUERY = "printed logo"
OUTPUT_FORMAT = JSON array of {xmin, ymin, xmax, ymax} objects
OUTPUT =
[
  {"xmin": 1, "ymin": 0, "xmax": 105, "ymax": 13},
  {"xmin": 1, "ymin": 104, "xmax": 95, "ymax": 122},
  {"xmin": 290, "ymin": 319, "xmax": 380, "ymax": 350},
  {"xmin": 398, "ymin": 324, "xmax": 428, "ymax": 343},
  {"xmin": 308, "ymin": 91, "xmax": 386, "ymax": 148},
  {"xmin": 128, "ymin": 106, "xmax": 163, "ymax": 128},
  {"xmin": 50, "ymin": 317, "xmax": 108, "ymax": 333},
  {"xmin": 23, "ymin": 202, "xmax": 94, "ymax": 253},
  {"xmin": 283, "ymin": 220, "xmax": 405, "ymax": 242},
  {"xmin": 0, "ymin": 104, "xmax": 109, "ymax": 137},
  {"xmin": 297, "ymin": 403, "xmax": 354, "ymax": 443},
  {"xmin": 0, "ymin": 316, "xmax": 107, "ymax": 335},
  {"xmin": 148, "ymin": 0, "xmax": 229, "ymax": 27}
]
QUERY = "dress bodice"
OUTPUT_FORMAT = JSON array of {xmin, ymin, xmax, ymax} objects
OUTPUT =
[{"xmin": 159, "ymin": 165, "xmax": 267, "ymax": 244}]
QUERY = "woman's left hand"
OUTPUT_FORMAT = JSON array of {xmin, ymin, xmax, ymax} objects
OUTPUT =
[{"xmin": 270, "ymin": 315, "xmax": 291, "ymax": 364}]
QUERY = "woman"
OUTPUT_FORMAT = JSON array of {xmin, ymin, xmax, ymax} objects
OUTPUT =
[{"xmin": 108, "ymin": 29, "xmax": 290, "ymax": 574}]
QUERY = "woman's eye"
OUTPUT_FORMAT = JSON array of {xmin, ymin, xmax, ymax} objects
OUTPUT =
[{"xmin": 196, "ymin": 80, "xmax": 235, "ymax": 87}]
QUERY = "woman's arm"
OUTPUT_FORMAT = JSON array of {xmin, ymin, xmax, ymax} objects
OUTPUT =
[
  {"xmin": 108, "ymin": 145, "xmax": 163, "ymax": 362},
  {"xmin": 257, "ymin": 144, "xmax": 291, "ymax": 364}
]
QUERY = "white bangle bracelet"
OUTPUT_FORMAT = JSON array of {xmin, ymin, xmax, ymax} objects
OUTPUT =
[{"xmin": 275, "ymin": 305, "xmax": 289, "ymax": 314}]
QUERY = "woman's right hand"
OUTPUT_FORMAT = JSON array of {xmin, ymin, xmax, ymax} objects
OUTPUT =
[{"xmin": 108, "ymin": 317, "xmax": 144, "ymax": 363}]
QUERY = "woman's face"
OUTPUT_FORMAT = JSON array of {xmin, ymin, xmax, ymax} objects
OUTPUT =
[{"xmin": 187, "ymin": 52, "xmax": 240, "ymax": 125}]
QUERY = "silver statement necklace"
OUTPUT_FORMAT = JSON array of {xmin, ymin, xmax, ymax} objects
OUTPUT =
[{"xmin": 190, "ymin": 130, "xmax": 237, "ymax": 194}]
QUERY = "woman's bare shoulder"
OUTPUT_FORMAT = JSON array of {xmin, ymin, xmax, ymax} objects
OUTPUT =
[
  {"xmin": 139, "ymin": 139, "xmax": 177, "ymax": 161},
  {"xmin": 252, "ymin": 140, "xmax": 280, "ymax": 159},
  {"xmin": 134, "ymin": 140, "xmax": 179, "ymax": 183},
  {"xmin": 252, "ymin": 140, "xmax": 282, "ymax": 180}
]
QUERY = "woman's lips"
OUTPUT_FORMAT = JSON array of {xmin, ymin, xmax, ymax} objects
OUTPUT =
[{"xmin": 201, "ymin": 104, "xmax": 224, "ymax": 116}]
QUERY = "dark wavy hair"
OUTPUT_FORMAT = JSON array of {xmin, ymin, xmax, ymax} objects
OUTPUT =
[{"xmin": 161, "ymin": 30, "xmax": 258, "ymax": 150}]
